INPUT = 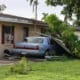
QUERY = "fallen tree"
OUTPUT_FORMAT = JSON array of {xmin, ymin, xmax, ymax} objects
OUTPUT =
[{"xmin": 42, "ymin": 14, "xmax": 80, "ymax": 58}]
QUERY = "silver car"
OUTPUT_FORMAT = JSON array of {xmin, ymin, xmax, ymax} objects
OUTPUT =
[{"xmin": 4, "ymin": 37, "xmax": 55, "ymax": 57}]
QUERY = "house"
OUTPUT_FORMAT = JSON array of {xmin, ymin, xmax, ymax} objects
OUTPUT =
[{"xmin": 0, "ymin": 13, "xmax": 47, "ymax": 57}]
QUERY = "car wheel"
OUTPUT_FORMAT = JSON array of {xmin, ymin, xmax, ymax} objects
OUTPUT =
[{"xmin": 4, "ymin": 49, "xmax": 10, "ymax": 54}]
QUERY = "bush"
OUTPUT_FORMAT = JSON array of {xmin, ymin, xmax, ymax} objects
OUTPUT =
[
  {"xmin": 73, "ymin": 41, "xmax": 80, "ymax": 57},
  {"xmin": 61, "ymin": 27, "xmax": 78, "ymax": 51},
  {"xmin": 43, "ymin": 14, "xmax": 80, "ymax": 58},
  {"xmin": 10, "ymin": 57, "xmax": 31, "ymax": 74}
]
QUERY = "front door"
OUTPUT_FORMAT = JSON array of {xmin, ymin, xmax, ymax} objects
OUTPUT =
[{"xmin": 23, "ymin": 27, "xmax": 29, "ymax": 40}]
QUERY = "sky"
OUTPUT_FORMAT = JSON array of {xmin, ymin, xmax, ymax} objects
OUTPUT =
[{"xmin": 0, "ymin": 0, "xmax": 64, "ymax": 20}]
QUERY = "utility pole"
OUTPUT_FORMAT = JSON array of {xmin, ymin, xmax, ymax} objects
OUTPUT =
[
  {"xmin": 33, "ymin": 0, "xmax": 38, "ymax": 36},
  {"xmin": 34, "ymin": 0, "xmax": 38, "ymax": 20}
]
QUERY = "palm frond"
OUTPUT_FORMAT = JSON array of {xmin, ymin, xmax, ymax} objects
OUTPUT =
[{"xmin": 26, "ymin": 0, "xmax": 33, "ymax": 5}]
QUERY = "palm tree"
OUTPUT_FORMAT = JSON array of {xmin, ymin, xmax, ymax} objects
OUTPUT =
[
  {"xmin": 0, "ymin": 4, "xmax": 6, "ymax": 13},
  {"xmin": 27, "ymin": 0, "xmax": 38, "ymax": 20}
]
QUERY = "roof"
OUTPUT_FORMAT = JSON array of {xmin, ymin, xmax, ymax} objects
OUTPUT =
[{"xmin": 0, "ymin": 13, "xmax": 48, "ymax": 26}]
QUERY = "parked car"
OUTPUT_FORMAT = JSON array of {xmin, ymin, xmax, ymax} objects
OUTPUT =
[{"xmin": 4, "ymin": 37, "xmax": 55, "ymax": 58}]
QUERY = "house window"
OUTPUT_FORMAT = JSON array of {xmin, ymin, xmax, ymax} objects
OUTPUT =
[
  {"xmin": 40, "ymin": 28, "xmax": 46, "ymax": 36},
  {"xmin": 2, "ymin": 25, "xmax": 14, "ymax": 44},
  {"xmin": 23, "ymin": 27, "xmax": 29, "ymax": 39},
  {"xmin": 41, "ymin": 28, "xmax": 46, "ymax": 33}
]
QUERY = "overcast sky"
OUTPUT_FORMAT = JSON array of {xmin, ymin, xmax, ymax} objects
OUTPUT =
[{"xmin": 0, "ymin": 0, "xmax": 64, "ymax": 20}]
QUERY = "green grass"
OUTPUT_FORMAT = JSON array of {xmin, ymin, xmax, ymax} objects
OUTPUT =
[{"xmin": 0, "ymin": 59, "xmax": 80, "ymax": 80}]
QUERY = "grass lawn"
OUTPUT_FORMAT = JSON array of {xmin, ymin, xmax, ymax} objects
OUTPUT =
[{"xmin": 0, "ymin": 59, "xmax": 80, "ymax": 80}]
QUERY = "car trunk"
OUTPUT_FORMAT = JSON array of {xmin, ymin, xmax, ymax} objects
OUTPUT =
[{"xmin": 14, "ymin": 42, "xmax": 39, "ymax": 50}]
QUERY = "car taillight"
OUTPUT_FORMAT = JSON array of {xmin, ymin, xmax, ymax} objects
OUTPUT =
[
  {"xmin": 24, "ymin": 46, "xmax": 39, "ymax": 50},
  {"xmin": 34, "ymin": 45, "xmax": 39, "ymax": 50},
  {"xmin": 13, "ymin": 45, "xmax": 39, "ymax": 50}
]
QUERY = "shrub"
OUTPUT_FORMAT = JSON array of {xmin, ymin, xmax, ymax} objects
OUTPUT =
[
  {"xmin": 74, "ymin": 41, "xmax": 80, "ymax": 57},
  {"xmin": 61, "ymin": 27, "xmax": 78, "ymax": 51},
  {"xmin": 10, "ymin": 57, "xmax": 31, "ymax": 74},
  {"xmin": 43, "ymin": 14, "xmax": 80, "ymax": 58}
]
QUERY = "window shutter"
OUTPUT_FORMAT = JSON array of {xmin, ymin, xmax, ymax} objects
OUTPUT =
[{"xmin": 1, "ymin": 25, "xmax": 5, "ymax": 44}]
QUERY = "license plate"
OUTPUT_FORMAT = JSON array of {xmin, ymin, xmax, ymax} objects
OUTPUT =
[{"xmin": 22, "ymin": 52, "xmax": 26, "ymax": 55}]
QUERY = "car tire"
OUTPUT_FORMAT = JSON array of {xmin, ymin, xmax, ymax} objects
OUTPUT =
[{"xmin": 4, "ymin": 49, "xmax": 10, "ymax": 54}]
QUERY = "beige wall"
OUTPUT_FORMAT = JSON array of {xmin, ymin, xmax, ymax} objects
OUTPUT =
[
  {"xmin": 0, "ymin": 22, "xmax": 42, "ymax": 57},
  {"xmin": 0, "ymin": 23, "xmax": 2, "ymax": 44},
  {"xmin": 29, "ymin": 25, "xmax": 41, "ymax": 36},
  {"xmin": 14, "ymin": 24, "xmax": 23, "ymax": 43}
]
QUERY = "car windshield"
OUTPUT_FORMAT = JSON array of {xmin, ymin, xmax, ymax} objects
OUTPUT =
[{"xmin": 24, "ymin": 37, "xmax": 44, "ymax": 43}]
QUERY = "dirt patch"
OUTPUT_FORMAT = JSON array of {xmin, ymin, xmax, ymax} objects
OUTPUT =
[
  {"xmin": 0, "ymin": 59, "xmax": 18, "ymax": 65},
  {"xmin": 0, "ymin": 55, "xmax": 47, "ymax": 65},
  {"xmin": 27, "ymin": 58, "xmax": 46, "ymax": 62}
]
